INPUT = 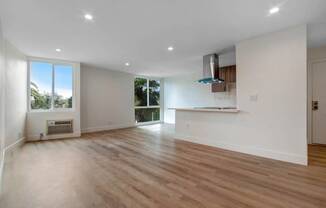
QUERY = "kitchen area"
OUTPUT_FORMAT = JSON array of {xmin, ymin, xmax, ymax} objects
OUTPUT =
[
  {"xmin": 163, "ymin": 25, "xmax": 307, "ymax": 165},
  {"xmin": 166, "ymin": 50, "xmax": 244, "ymax": 156},
  {"xmin": 169, "ymin": 52, "xmax": 239, "ymax": 114}
]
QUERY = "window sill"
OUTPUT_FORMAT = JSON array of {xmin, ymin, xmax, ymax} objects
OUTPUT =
[{"xmin": 28, "ymin": 109, "xmax": 75, "ymax": 114}]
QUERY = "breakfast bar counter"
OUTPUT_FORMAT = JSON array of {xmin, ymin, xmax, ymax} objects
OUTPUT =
[{"xmin": 169, "ymin": 107, "xmax": 240, "ymax": 113}]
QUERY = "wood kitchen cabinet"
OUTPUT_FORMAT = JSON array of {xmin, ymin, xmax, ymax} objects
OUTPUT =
[{"xmin": 212, "ymin": 65, "xmax": 236, "ymax": 92}]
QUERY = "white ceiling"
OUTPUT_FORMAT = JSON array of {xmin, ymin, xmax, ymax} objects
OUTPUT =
[{"xmin": 1, "ymin": 0, "xmax": 326, "ymax": 77}]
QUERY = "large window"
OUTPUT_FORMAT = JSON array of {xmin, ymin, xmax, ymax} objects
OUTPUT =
[
  {"xmin": 134, "ymin": 77, "xmax": 160, "ymax": 123},
  {"xmin": 29, "ymin": 61, "xmax": 73, "ymax": 111}
]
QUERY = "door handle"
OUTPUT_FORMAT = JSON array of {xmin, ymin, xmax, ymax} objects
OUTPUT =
[{"xmin": 312, "ymin": 101, "xmax": 319, "ymax": 111}]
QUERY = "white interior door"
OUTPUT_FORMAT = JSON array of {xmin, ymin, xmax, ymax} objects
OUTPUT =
[{"xmin": 312, "ymin": 61, "xmax": 326, "ymax": 144}]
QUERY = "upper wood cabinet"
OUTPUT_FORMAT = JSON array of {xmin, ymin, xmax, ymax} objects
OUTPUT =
[{"xmin": 212, "ymin": 65, "xmax": 236, "ymax": 92}]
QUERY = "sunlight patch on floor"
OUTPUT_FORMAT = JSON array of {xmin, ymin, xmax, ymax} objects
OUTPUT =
[{"xmin": 138, "ymin": 124, "xmax": 162, "ymax": 132}]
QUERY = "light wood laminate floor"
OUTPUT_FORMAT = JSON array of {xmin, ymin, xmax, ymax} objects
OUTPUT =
[{"xmin": 1, "ymin": 124, "xmax": 326, "ymax": 208}]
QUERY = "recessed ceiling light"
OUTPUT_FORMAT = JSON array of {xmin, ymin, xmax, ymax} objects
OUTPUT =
[
  {"xmin": 125, "ymin": 62, "xmax": 130, "ymax": 66},
  {"xmin": 269, "ymin": 7, "xmax": 280, "ymax": 14},
  {"xmin": 84, "ymin": 14, "xmax": 93, "ymax": 20},
  {"xmin": 55, "ymin": 48, "xmax": 61, "ymax": 52},
  {"xmin": 168, "ymin": 46, "xmax": 174, "ymax": 51}
]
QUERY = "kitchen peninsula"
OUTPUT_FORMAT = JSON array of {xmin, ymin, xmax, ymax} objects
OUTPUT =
[
  {"xmin": 167, "ymin": 26, "xmax": 307, "ymax": 166},
  {"xmin": 170, "ymin": 107, "xmax": 239, "ymax": 113}
]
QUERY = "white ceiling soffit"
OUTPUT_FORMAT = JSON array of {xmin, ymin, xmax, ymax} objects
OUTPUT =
[{"xmin": 1, "ymin": 0, "xmax": 326, "ymax": 77}]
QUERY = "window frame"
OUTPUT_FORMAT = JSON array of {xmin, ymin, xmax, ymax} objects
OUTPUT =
[
  {"xmin": 28, "ymin": 58, "xmax": 76, "ymax": 113},
  {"xmin": 134, "ymin": 76, "xmax": 161, "ymax": 124}
]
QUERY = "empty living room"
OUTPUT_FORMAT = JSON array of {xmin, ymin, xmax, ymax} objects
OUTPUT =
[{"xmin": 1, "ymin": 0, "xmax": 326, "ymax": 207}]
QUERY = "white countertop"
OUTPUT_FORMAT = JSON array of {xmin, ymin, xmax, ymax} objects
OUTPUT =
[{"xmin": 169, "ymin": 107, "xmax": 240, "ymax": 113}]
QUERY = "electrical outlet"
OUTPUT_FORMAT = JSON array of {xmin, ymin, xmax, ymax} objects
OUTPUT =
[
  {"xmin": 40, "ymin": 133, "xmax": 44, "ymax": 139},
  {"xmin": 249, "ymin": 94, "xmax": 258, "ymax": 102}
]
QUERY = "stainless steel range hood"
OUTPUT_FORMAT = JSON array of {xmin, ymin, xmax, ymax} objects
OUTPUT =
[{"xmin": 198, "ymin": 53, "xmax": 224, "ymax": 84}]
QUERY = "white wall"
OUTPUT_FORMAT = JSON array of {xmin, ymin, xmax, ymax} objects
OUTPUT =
[
  {"xmin": 0, "ymin": 24, "xmax": 27, "ymax": 149},
  {"xmin": 175, "ymin": 25, "xmax": 308, "ymax": 165},
  {"xmin": 4, "ymin": 41, "xmax": 27, "ymax": 146},
  {"xmin": 219, "ymin": 51, "xmax": 236, "ymax": 67},
  {"xmin": 80, "ymin": 65, "xmax": 135, "ymax": 133},
  {"xmin": 164, "ymin": 51, "xmax": 237, "ymax": 123},
  {"xmin": 0, "ymin": 20, "xmax": 6, "ymax": 174},
  {"xmin": 27, "ymin": 61, "xmax": 81, "ymax": 141},
  {"xmin": 0, "ymin": 19, "xmax": 28, "ymax": 185}
]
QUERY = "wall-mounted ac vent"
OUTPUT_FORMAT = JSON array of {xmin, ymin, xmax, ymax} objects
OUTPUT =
[{"xmin": 47, "ymin": 120, "xmax": 73, "ymax": 135}]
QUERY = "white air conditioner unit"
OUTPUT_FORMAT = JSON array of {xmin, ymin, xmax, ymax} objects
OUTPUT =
[{"xmin": 47, "ymin": 120, "xmax": 73, "ymax": 135}]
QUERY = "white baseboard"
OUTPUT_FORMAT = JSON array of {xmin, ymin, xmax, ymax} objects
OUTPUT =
[
  {"xmin": 0, "ymin": 150, "xmax": 4, "ymax": 193},
  {"xmin": 174, "ymin": 133, "xmax": 307, "ymax": 166},
  {"xmin": 0, "ymin": 137, "xmax": 26, "ymax": 192},
  {"xmin": 81, "ymin": 123, "xmax": 135, "ymax": 133}
]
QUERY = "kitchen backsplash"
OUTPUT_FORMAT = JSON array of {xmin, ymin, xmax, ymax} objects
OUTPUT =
[{"xmin": 213, "ymin": 83, "xmax": 237, "ymax": 107}]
